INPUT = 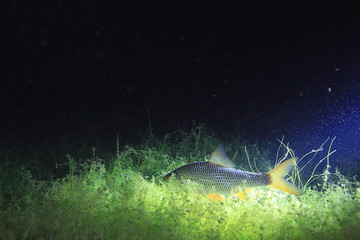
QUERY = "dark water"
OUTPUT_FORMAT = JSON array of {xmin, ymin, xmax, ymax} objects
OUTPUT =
[{"xmin": 2, "ymin": 1, "xmax": 360, "ymax": 178}]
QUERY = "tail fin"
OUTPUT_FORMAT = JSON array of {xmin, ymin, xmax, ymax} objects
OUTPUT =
[{"xmin": 268, "ymin": 158, "xmax": 302, "ymax": 195}]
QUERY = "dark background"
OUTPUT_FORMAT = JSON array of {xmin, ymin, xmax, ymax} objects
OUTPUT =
[{"xmin": 2, "ymin": 1, "xmax": 360, "ymax": 174}]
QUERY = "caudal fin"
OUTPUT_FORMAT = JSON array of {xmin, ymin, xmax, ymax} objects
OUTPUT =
[{"xmin": 268, "ymin": 158, "xmax": 302, "ymax": 195}]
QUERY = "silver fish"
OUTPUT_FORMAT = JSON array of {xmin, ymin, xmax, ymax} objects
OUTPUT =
[{"xmin": 164, "ymin": 144, "xmax": 302, "ymax": 199}]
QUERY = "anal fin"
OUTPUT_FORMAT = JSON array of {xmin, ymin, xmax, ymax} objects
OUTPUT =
[{"xmin": 234, "ymin": 188, "xmax": 253, "ymax": 200}]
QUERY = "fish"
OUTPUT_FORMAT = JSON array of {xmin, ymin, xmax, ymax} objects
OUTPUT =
[{"xmin": 164, "ymin": 144, "xmax": 302, "ymax": 200}]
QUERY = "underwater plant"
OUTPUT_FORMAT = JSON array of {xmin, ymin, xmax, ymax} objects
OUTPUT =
[{"xmin": 0, "ymin": 128, "xmax": 359, "ymax": 239}]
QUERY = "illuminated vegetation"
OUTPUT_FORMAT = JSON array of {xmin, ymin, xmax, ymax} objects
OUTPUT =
[{"xmin": 1, "ymin": 126, "xmax": 359, "ymax": 239}]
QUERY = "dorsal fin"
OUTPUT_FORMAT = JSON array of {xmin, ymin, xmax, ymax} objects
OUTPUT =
[{"xmin": 209, "ymin": 144, "xmax": 234, "ymax": 168}]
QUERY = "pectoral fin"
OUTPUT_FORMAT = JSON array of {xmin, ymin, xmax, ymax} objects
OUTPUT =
[{"xmin": 207, "ymin": 193, "xmax": 225, "ymax": 201}]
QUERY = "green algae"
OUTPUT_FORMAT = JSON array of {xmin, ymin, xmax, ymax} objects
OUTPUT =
[{"xmin": 0, "ymin": 130, "xmax": 359, "ymax": 239}]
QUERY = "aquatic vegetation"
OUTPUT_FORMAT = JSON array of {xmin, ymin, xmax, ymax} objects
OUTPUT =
[{"xmin": 0, "ymin": 129, "xmax": 359, "ymax": 239}]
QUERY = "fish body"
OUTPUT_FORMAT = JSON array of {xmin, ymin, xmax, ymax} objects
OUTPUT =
[{"xmin": 164, "ymin": 145, "xmax": 302, "ymax": 198}]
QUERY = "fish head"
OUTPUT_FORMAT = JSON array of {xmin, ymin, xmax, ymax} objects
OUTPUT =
[{"xmin": 163, "ymin": 170, "xmax": 178, "ymax": 181}]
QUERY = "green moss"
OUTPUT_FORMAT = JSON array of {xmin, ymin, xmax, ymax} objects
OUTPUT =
[{"xmin": 1, "ymin": 129, "xmax": 359, "ymax": 239}]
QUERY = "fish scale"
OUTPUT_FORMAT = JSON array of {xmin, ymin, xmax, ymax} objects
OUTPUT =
[{"xmin": 170, "ymin": 161, "xmax": 270, "ymax": 194}]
